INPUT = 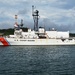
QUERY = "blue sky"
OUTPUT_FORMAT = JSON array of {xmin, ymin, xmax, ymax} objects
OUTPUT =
[{"xmin": 0, "ymin": 0, "xmax": 75, "ymax": 32}]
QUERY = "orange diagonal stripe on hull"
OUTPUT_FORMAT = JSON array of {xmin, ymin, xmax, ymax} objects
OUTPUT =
[{"xmin": 0, "ymin": 37, "xmax": 9, "ymax": 46}]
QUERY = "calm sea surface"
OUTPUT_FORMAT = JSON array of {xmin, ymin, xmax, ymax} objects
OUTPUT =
[{"xmin": 0, "ymin": 46, "xmax": 75, "ymax": 75}]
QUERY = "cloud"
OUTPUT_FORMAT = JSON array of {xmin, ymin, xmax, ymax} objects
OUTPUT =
[{"xmin": 0, "ymin": 0, "xmax": 75, "ymax": 32}]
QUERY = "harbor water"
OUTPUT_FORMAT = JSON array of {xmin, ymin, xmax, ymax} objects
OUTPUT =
[{"xmin": 0, "ymin": 46, "xmax": 75, "ymax": 75}]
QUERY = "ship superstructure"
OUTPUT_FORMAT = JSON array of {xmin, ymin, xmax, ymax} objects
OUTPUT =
[{"xmin": 0, "ymin": 6, "xmax": 75, "ymax": 46}]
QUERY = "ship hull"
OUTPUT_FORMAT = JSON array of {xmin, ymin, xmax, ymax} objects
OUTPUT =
[{"xmin": 0, "ymin": 37, "xmax": 75, "ymax": 46}]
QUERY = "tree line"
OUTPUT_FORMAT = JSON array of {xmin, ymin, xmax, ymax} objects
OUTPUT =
[{"xmin": 0, "ymin": 28, "xmax": 28, "ymax": 36}]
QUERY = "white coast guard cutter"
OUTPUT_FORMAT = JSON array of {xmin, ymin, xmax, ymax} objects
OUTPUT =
[{"xmin": 0, "ymin": 6, "xmax": 75, "ymax": 46}]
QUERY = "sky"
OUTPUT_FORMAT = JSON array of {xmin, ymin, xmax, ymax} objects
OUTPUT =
[{"xmin": 0, "ymin": 0, "xmax": 75, "ymax": 33}]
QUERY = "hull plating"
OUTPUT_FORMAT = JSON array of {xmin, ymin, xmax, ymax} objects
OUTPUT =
[{"xmin": 0, "ymin": 38, "xmax": 75, "ymax": 46}]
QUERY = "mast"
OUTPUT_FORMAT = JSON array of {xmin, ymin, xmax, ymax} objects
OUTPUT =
[
  {"xmin": 14, "ymin": 15, "xmax": 18, "ymax": 30},
  {"xmin": 32, "ymin": 5, "xmax": 39, "ymax": 31},
  {"xmin": 15, "ymin": 15, "xmax": 18, "ymax": 24},
  {"xmin": 20, "ymin": 19, "xmax": 23, "ymax": 28}
]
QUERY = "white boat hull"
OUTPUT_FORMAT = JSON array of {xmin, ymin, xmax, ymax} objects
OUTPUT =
[{"xmin": 0, "ymin": 37, "xmax": 75, "ymax": 46}]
